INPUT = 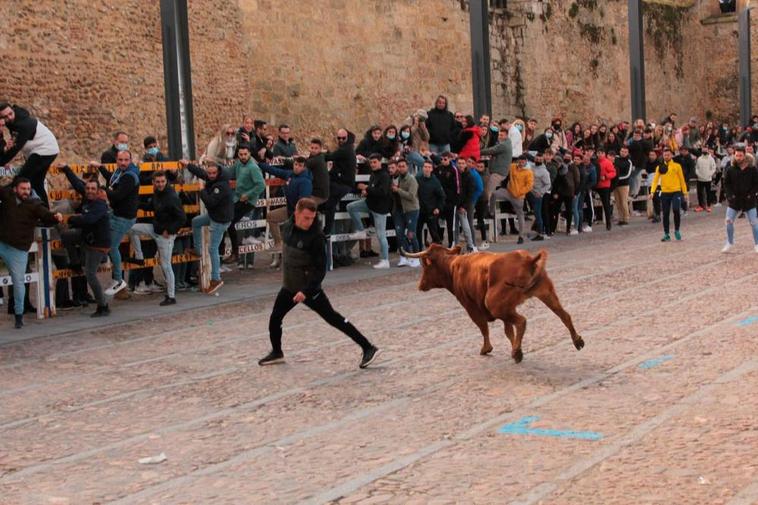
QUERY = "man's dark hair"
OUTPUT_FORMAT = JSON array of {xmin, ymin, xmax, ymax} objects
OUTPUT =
[
  {"xmin": 397, "ymin": 158, "xmax": 407, "ymax": 164},
  {"xmin": 237, "ymin": 144, "xmax": 250, "ymax": 152},
  {"xmin": 11, "ymin": 176, "xmax": 30, "ymax": 188},
  {"xmin": 607, "ymin": 149, "xmax": 617, "ymax": 156},
  {"xmin": 294, "ymin": 156, "xmax": 307, "ymax": 164},
  {"xmin": 734, "ymin": 145, "xmax": 746, "ymax": 153},
  {"xmin": 113, "ymin": 131, "xmax": 128, "ymax": 139},
  {"xmin": 310, "ymin": 138, "xmax": 323, "ymax": 146},
  {"xmin": 296, "ymin": 197, "xmax": 317, "ymax": 213},
  {"xmin": 85, "ymin": 178, "xmax": 101, "ymax": 188},
  {"xmin": 368, "ymin": 153, "xmax": 383, "ymax": 161},
  {"xmin": 662, "ymin": 147, "xmax": 673, "ymax": 153},
  {"xmin": 423, "ymin": 159, "xmax": 433, "ymax": 166},
  {"xmin": 0, "ymin": 101, "xmax": 10, "ymax": 111},
  {"xmin": 152, "ymin": 170, "xmax": 167, "ymax": 180},
  {"xmin": 441, "ymin": 151, "xmax": 452, "ymax": 158},
  {"xmin": 278, "ymin": 124, "xmax": 289, "ymax": 131},
  {"xmin": 143, "ymin": 136, "xmax": 157, "ymax": 148},
  {"xmin": 254, "ymin": 119, "xmax": 267, "ymax": 129}
]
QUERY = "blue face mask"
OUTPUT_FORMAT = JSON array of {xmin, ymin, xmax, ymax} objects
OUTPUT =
[
  {"xmin": 116, "ymin": 143, "xmax": 128, "ymax": 152},
  {"xmin": 147, "ymin": 147, "xmax": 159, "ymax": 157},
  {"xmin": 516, "ymin": 124, "xmax": 524, "ymax": 133},
  {"xmin": 490, "ymin": 125, "xmax": 499, "ymax": 133},
  {"xmin": 387, "ymin": 134, "xmax": 396, "ymax": 141},
  {"xmin": 401, "ymin": 131, "xmax": 410, "ymax": 140}
]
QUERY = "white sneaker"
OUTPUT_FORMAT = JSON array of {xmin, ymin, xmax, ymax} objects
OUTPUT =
[
  {"xmin": 569, "ymin": 228, "xmax": 579, "ymax": 236},
  {"xmin": 147, "ymin": 282, "xmax": 164, "ymax": 293},
  {"xmin": 243, "ymin": 236, "xmax": 262, "ymax": 245},
  {"xmin": 219, "ymin": 265, "xmax": 232, "ymax": 273},
  {"xmin": 134, "ymin": 282, "xmax": 152, "ymax": 295},
  {"xmin": 105, "ymin": 279, "xmax": 127, "ymax": 296},
  {"xmin": 714, "ymin": 202, "xmax": 722, "ymax": 208},
  {"xmin": 397, "ymin": 256, "xmax": 409, "ymax": 267},
  {"xmin": 479, "ymin": 241, "xmax": 490, "ymax": 250},
  {"xmin": 409, "ymin": 258, "xmax": 421, "ymax": 268},
  {"xmin": 633, "ymin": 211, "xmax": 642, "ymax": 217},
  {"xmin": 366, "ymin": 227, "xmax": 377, "ymax": 237},
  {"xmin": 372, "ymin": 259, "xmax": 390, "ymax": 269},
  {"xmin": 471, "ymin": 246, "xmax": 479, "ymax": 253},
  {"xmin": 721, "ymin": 243, "xmax": 733, "ymax": 254},
  {"xmin": 582, "ymin": 225, "xmax": 593, "ymax": 233}
]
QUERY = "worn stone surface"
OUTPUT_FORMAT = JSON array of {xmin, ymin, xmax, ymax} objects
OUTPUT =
[
  {"xmin": 0, "ymin": 0, "xmax": 755, "ymax": 160},
  {"xmin": 1, "ymin": 212, "xmax": 757, "ymax": 504}
]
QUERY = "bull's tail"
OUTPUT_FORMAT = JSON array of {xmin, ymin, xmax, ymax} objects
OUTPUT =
[{"xmin": 525, "ymin": 249, "xmax": 548, "ymax": 291}]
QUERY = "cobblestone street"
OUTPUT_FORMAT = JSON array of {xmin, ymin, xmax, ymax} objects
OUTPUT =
[{"xmin": 1, "ymin": 213, "xmax": 757, "ymax": 505}]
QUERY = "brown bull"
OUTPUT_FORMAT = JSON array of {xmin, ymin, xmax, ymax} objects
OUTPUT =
[{"xmin": 402, "ymin": 244, "xmax": 583, "ymax": 363}]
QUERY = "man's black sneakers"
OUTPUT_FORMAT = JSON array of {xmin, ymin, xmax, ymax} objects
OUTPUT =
[
  {"xmin": 359, "ymin": 346, "xmax": 380, "ymax": 369},
  {"xmin": 258, "ymin": 351, "xmax": 285, "ymax": 366}
]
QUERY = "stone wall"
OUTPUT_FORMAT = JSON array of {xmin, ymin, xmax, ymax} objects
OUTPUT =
[
  {"xmin": 0, "ymin": 0, "xmax": 473, "ymax": 160},
  {"xmin": 487, "ymin": 0, "xmax": 757, "ymax": 126},
  {"xmin": 0, "ymin": 0, "xmax": 754, "ymax": 162}
]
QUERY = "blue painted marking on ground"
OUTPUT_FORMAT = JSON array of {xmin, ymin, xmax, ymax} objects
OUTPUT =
[
  {"xmin": 498, "ymin": 416, "xmax": 603, "ymax": 441},
  {"xmin": 737, "ymin": 316, "xmax": 758, "ymax": 327},
  {"xmin": 638, "ymin": 355, "xmax": 674, "ymax": 369}
]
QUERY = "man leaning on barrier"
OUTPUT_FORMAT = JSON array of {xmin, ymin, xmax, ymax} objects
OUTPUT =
[
  {"xmin": 90, "ymin": 150, "xmax": 140, "ymax": 297},
  {"xmin": 60, "ymin": 166, "xmax": 113, "ymax": 317},
  {"xmin": 127, "ymin": 170, "xmax": 186, "ymax": 306},
  {"xmin": 0, "ymin": 176, "xmax": 63, "ymax": 328},
  {"xmin": 181, "ymin": 158, "xmax": 233, "ymax": 295}
]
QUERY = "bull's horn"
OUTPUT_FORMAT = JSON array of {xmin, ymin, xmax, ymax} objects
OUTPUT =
[{"xmin": 400, "ymin": 248, "xmax": 428, "ymax": 258}]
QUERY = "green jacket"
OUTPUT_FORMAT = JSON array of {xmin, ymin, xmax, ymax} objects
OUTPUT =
[{"xmin": 233, "ymin": 159, "xmax": 265, "ymax": 203}]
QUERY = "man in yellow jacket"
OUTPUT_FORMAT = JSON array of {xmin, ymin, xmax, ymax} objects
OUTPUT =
[
  {"xmin": 649, "ymin": 147, "xmax": 688, "ymax": 242},
  {"xmin": 492, "ymin": 153, "xmax": 534, "ymax": 244}
]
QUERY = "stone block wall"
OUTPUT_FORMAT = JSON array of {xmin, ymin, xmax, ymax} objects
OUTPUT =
[{"xmin": 0, "ymin": 0, "xmax": 754, "ymax": 161}]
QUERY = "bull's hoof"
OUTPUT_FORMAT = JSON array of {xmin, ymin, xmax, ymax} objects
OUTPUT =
[
  {"xmin": 512, "ymin": 348, "xmax": 523, "ymax": 363},
  {"xmin": 574, "ymin": 336, "xmax": 585, "ymax": 350},
  {"xmin": 480, "ymin": 344, "xmax": 493, "ymax": 355}
]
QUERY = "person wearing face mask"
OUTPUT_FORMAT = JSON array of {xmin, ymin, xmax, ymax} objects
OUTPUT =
[
  {"xmin": 509, "ymin": 119, "xmax": 525, "ymax": 158},
  {"xmin": 142, "ymin": 136, "xmax": 167, "ymax": 163},
  {"xmin": 101, "ymin": 131, "xmax": 129, "ymax": 164},
  {"xmin": 550, "ymin": 118, "xmax": 568, "ymax": 151},
  {"xmin": 528, "ymin": 128, "xmax": 554, "ymax": 154}
]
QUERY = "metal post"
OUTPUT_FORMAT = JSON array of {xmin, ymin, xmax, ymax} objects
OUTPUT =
[
  {"xmin": 469, "ymin": 0, "xmax": 492, "ymax": 119},
  {"xmin": 160, "ymin": 0, "xmax": 196, "ymax": 160},
  {"xmin": 628, "ymin": 0, "xmax": 646, "ymax": 121},
  {"xmin": 738, "ymin": 7, "xmax": 752, "ymax": 127}
]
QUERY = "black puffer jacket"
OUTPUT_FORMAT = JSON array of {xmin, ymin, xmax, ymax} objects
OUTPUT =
[
  {"xmin": 723, "ymin": 161, "xmax": 758, "ymax": 212},
  {"xmin": 365, "ymin": 168, "xmax": 392, "ymax": 215},
  {"xmin": 140, "ymin": 185, "xmax": 186, "ymax": 235},
  {"xmin": 187, "ymin": 163, "xmax": 234, "ymax": 223}
]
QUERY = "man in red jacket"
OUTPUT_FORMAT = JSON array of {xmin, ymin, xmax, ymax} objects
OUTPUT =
[{"xmin": 596, "ymin": 148, "xmax": 617, "ymax": 231}]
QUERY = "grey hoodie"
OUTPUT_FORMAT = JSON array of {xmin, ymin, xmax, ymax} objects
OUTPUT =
[{"xmin": 480, "ymin": 138, "xmax": 513, "ymax": 178}]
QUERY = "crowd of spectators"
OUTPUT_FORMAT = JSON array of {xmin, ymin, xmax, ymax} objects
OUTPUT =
[{"xmin": 1, "ymin": 97, "xmax": 758, "ymax": 328}]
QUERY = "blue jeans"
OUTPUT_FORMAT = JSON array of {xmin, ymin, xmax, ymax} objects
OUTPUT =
[
  {"xmin": 392, "ymin": 209, "xmax": 420, "ymax": 253},
  {"xmin": 429, "ymin": 143, "xmax": 451, "ymax": 155},
  {"xmin": 0, "ymin": 241, "xmax": 29, "ymax": 316},
  {"xmin": 527, "ymin": 192, "xmax": 544, "ymax": 235},
  {"xmin": 192, "ymin": 214, "xmax": 231, "ymax": 281},
  {"xmin": 109, "ymin": 215, "xmax": 136, "ymax": 282},
  {"xmin": 128, "ymin": 223, "xmax": 177, "ymax": 297},
  {"xmin": 572, "ymin": 193, "xmax": 583, "ymax": 231},
  {"xmin": 725, "ymin": 206, "xmax": 758, "ymax": 245},
  {"xmin": 347, "ymin": 199, "xmax": 389, "ymax": 260},
  {"xmin": 405, "ymin": 151, "xmax": 425, "ymax": 175}
]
